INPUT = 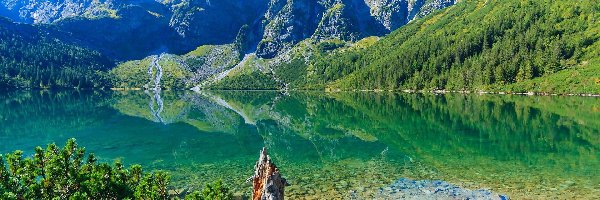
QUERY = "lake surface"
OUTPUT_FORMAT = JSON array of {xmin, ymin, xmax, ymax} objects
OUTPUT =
[{"xmin": 1, "ymin": 90, "xmax": 599, "ymax": 199}]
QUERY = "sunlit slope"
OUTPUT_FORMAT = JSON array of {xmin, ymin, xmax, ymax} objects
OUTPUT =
[{"xmin": 318, "ymin": 0, "xmax": 600, "ymax": 93}]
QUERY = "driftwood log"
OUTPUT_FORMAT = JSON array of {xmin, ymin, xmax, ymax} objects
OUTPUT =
[{"xmin": 250, "ymin": 147, "xmax": 287, "ymax": 200}]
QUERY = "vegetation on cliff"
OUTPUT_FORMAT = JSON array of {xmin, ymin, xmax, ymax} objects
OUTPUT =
[
  {"xmin": 110, "ymin": 44, "xmax": 241, "ymax": 89},
  {"xmin": 217, "ymin": 0, "xmax": 600, "ymax": 94},
  {"xmin": 315, "ymin": 0, "xmax": 600, "ymax": 93},
  {"xmin": 4, "ymin": 0, "xmax": 599, "ymax": 94}
]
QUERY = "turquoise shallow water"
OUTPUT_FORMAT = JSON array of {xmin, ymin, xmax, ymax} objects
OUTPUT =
[{"xmin": 1, "ymin": 90, "xmax": 599, "ymax": 199}]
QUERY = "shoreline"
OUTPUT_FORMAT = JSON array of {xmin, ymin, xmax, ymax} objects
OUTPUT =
[
  {"xmin": 7, "ymin": 87, "xmax": 596, "ymax": 97},
  {"xmin": 325, "ymin": 88, "xmax": 600, "ymax": 97}
]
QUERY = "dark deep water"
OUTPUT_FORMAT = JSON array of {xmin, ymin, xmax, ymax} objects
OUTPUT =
[{"xmin": 1, "ymin": 90, "xmax": 599, "ymax": 199}]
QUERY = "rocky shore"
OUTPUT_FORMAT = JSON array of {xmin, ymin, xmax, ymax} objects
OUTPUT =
[{"xmin": 374, "ymin": 178, "xmax": 510, "ymax": 200}]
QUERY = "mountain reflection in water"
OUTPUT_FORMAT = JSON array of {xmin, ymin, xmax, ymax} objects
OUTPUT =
[{"xmin": 0, "ymin": 90, "xmax": 598, "ymax": 199}]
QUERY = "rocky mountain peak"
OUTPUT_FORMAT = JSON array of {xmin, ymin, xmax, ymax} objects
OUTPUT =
[
  {"xmin": 254, "ymin": 0, "xmax": 456, "ymax": 58},
  {"xmin": 0, "ymin": 0, "xmax": 455, "ymax": 60}
]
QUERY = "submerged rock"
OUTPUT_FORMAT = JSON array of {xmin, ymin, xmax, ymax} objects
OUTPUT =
[{"xmin": 375, "ymin": 178, "xmax": 509, "ymax": 200}]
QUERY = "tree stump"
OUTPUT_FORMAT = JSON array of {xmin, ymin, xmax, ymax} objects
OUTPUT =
[{"xmin": 251, "ymin": 147, "xmax": 286, "ymax": 200}]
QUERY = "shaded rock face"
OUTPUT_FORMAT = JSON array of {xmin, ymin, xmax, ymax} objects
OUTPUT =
[
  {"xmin": 313, "ymin": 4, "xmax": 356, "ymax": 41},
  {"xmin": 254, "ymin": 0, "xmax": 457, "ymax": 58},
  {"xmin": 0, "ymin": 0, "xmax": 267, "ymax": 60},
  {"xmin": 0, "ymin": 0, "xmax": 180, "ymax": 60},
  {"xmin": 350, "ymin": 0, "xmax": 457, "ymax": 32},
  {"xmin": 0, "ymin": 0, "xmax": 455, "ymax": 60},
  {"xmin": 0, "ymin": 0, "xmax": 129, "ymax": 23},
  {"xmin": 0, "ymin": 0, "xmax": 267, "ymax": 44},
  {"xmin": 168, "ymin": 0, "xmax": 269, "ymax": 45},
  {"xmin": 255, "ymin": 0, "xmax": 322, "ymax": 58},
  {"xmin": 53, "ymin": 5, "xmax": 181, "ymax": 60}
]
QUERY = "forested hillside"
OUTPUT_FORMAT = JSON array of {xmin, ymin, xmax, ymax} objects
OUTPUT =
[
  {"xmin": 278, "ymin": 0, "xmax": 600, "ymax": 93},
  {"xmin": 0, "ymin": 18, "xmax": 113, "ymax": 89},
  {"xmin": 3, "ymin": 0, "xmax": 599, "ymax": 93},
  {"xmin": 105, "ymin": 0, "xmax": 457, "ymax": 90}
]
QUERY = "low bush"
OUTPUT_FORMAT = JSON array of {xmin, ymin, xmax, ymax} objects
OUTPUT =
[{"xmin": 0, "ymin": 139, "xmax": 233, "ymax": 200}]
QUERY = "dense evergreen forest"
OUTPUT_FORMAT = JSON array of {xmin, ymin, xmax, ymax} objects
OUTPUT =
[
  {"xmin": 276, "ymin": 0, "xmax": 600, "ymax": 93},
  {"xmin": 0, "ymin": 18, "xmax": 113, "ymax": 89}
]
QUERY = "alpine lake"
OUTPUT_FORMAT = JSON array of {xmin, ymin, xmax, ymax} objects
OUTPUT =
[{"xmin": 1, "ymin": 90, "xmax": 599, "ymax": 199}]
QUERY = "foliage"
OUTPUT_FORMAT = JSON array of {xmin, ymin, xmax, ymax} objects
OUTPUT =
[
  {"xmin": 184, "ymin": 180, "xmax": 233, "ymax": 200},
  {"xmin": 110, "ymin": 56, "xmax": 194, "ymax": 89},
  {"xmin": 496, "ymin": 59, "xmax": 600, "ymax": 94},
  {"xmin": 274, "ymin": 59, "xmax": 311, "ymax": 89},
  {"xmin": 110, "ymin": 44, "xmax": 241, "ymax": 89},
  {"xmin": 183, "ymin": 44, "xmax": 241, "ymax": 72},
  {"xmin": 265, "ymin": 0, "xmax": 600, "ymax": 94},
  {"xmin": 210, "ymin": 71, "xmax": 280, "ymax": 90},
  {"xmin": 269, "ymin": 37, "xmax": 376, "ymax": 90},
  {"xmin": 0, "ymin": 18, "xmax": 113, "ymax": 89},
  {"xmin": 0, "ymin": 139, "xmax": 169, "ymax": 199},
  {"xmin": 316, "ymin": 39, "xmax": 347, "ymax": 53},
  {"xmin": 234, "ymin": 24, "xmax": 250, "ymax": 55},
  {"xmin": 0, "ymin": 139, "xmax": 234, "ymax": 200}
]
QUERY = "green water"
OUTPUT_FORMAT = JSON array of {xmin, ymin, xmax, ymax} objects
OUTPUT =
[{"xmin": 1, "ymin": 90, "xmax": 599, "ymax": 199}]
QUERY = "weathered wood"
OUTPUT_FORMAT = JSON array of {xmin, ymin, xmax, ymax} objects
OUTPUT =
[{"xmin": 251, "ymin": 147, "xmax": 286, "ymax": 200}]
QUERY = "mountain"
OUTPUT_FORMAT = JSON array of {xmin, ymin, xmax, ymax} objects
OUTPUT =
[
  {"xmin": 0, "ymin": 0, "xmax": 183, "ymax": 60},
  {"xmin": 166, "ymin": 0, "xmax": 269, "ymax": 45},
  {"xmin": 52, "ymin": 4, "xmax": 185, "ymax": 60},
  {"xmin": 0, "ymin": 17, "xmax": 113, "ymax": 89},
  {"xmin": 0, "ymin": 0, "xmax": 122, "ymax": 23},
  {"xmin": 6, "ymin": 0, "xmax": 596, "ymax": 94},
  {"xmin": 231, "ymin": 0, "xmax": 598, "ymax": 94},
  {"xmin": 0, "ymin": 0, "xmax": 269, "ymax": 60},
  {"xmin": 0, "ymin": 0, "xmax": 456, "ymax": 61},
  {"xmin": 110, "ymin": 44, "xmax": 243, "ymax": 89},
  {"xmin": 254, "ymin": 0, "xmax": 457, "ymax": 58},
  {"xmin": 320, "ymin": 0, "xmax": 600, "ymax": 93},
  {"xmin": 106, "ymin": 0, "xmax": 456, "ymax": 89}
]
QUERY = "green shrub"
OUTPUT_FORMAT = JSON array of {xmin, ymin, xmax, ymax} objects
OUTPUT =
[
  {"xmin": 0, "ymin": 139, "xmax": 234, "ymax": 200},
  {"xmin": 185, "ymin": 180, "xmax": 233, "ymax": 200}
]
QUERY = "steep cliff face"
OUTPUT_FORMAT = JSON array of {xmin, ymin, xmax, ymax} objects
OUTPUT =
[
  {"xmin": 255, "ymin": 0, "xmax": 322, "ymax": 58},
  {"xmin": 254, "ymin": 0, "xmax": 456, "ymax": 58},
  {"xmin": 0, "ymin": 0, "xmax": 183, "ymax": 60},
  {"xmin": 53, "ymin": 5, "xmax": 180, "ymax": 60},
  {"xmin": 0, "ymin": 0, "xmax": 455, "ymax": 60},
  {"xmin": 167, "ymin": 0, "xmax": 268, "ymax": 44},
  {"xmin": 312, "ymin": 3, "xmax": 361, "ymax": 42},
  {"xmin": 0, "ymin": 0, "xmax": 267, "ymax": 60},
  {"xmin": 0, "ymin": 0, "xmax": 127, "ymax": 23}
]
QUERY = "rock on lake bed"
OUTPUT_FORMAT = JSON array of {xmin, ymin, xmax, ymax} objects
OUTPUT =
[{"xmin": 375, "ymin": 178, "xmax": 510, "ymax": 200}]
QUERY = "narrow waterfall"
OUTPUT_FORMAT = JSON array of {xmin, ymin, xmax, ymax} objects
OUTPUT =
[{"xmin": 147, "ymin": 54, "xmax": 164, "ymax": 90}]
